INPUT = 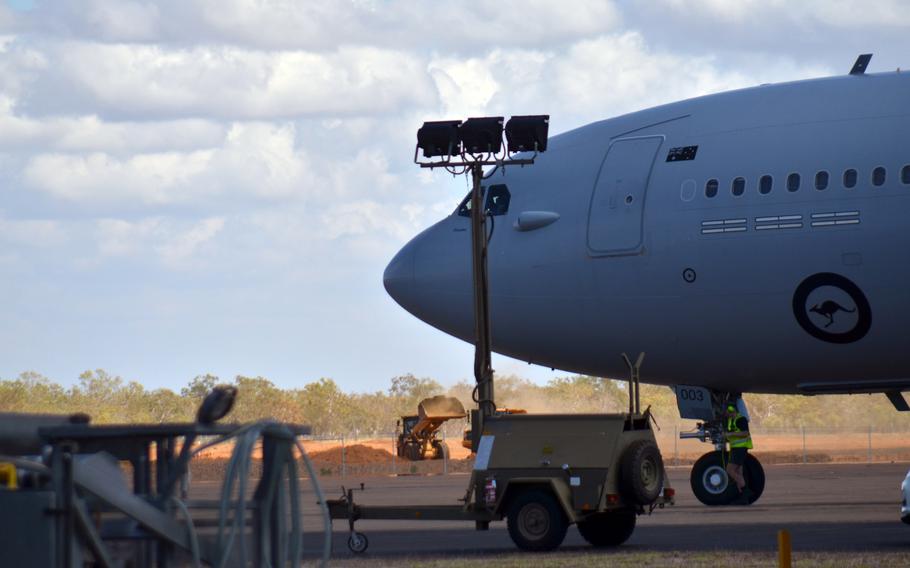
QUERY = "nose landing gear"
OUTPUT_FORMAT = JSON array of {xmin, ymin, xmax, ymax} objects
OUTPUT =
[{"xmin": 675, "ymin": 386, "xmax": 766, "ymax": 506}]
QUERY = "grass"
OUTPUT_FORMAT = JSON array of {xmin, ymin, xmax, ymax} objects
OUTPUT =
[{"xmin": 330, "ymin": 550, "xmax": 909, "ymax": 567}]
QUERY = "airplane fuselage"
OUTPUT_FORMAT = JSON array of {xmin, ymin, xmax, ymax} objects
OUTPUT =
[{"xmin": 385, "ymin": 71, "xmax": 910, "ymax": 394}]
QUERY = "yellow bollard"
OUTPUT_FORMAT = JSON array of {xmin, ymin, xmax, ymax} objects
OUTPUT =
[
  {"xmin": 0, "ymin": 462, "xmax": 17, "ymax": 489},
  {"xmin": 778, "ymin": 529, "xmax": 792, "ymax": 568}
]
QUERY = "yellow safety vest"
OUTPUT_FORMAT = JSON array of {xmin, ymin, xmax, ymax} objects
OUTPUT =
[{"xmin": 726, "ymin": 411, "xmax": 753, "ymax": 449}]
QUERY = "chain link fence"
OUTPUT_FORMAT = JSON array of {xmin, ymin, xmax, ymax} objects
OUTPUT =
[
  {"xmin": 188, "ymin": 424, "xmax": 910, "ymax": 481},
  {"xmin": 656, "ymin": 424, "xmax": 910, "ymax": 466}
]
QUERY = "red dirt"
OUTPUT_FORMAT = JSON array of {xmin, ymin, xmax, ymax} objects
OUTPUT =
[{"xmin": 308, "ymin": 444, "xmax": 395, "ymax": 464}]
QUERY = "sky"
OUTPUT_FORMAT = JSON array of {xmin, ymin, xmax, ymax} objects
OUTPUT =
[{"xmin": 1, "ymin": 0, "xmax": 908, "ymax": 393}]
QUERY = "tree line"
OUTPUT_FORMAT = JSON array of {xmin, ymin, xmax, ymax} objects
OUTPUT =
[{"xmin": 1, "ymin": 369, "xmax": 908, "ymax": 436}]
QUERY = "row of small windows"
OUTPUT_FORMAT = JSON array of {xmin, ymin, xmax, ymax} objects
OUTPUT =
[{"xmin": 704, "ymin": 165, "xmax": 910, "ymax": 198}]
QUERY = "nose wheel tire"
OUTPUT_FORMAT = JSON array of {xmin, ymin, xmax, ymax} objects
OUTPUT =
[
  {"xmin": 507, "ymin": 489, "xmax": 569, "ymax": 551},
  {"xmin": 690, "ymin": 451, "xmax": 765, "ymax": 506}
]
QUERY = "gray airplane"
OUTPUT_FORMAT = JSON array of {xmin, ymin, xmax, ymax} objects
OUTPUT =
[{"xmin": 383, "ymin": 55, "xmax": 910, "ymax": 505}]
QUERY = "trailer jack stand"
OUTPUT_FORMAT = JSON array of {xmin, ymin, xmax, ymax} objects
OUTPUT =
[{"xmin": 338, "ymin": 485, "xmax": 369, "ymax": 554}]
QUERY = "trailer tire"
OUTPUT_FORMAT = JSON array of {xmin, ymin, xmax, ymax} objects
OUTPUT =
[
  {"xmin": 577, "ymin": 509, "xmax": 636, "ymax": 547},
  {"xmin": 620, "ymin": 440, "xmax": 664, "ymax": 505},
  {"xmin": 347, "ymin": 531, "xmax": 368, "ymax": 554},
  {"xmin": 506, "ymin": 488, "xmax": 568, "ymax": 552}
]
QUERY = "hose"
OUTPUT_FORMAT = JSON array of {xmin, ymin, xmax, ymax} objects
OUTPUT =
[
  {"xmin": 189, "ymin": 423, "xmax": 331, "ymax": 568},
  {"xmin": 170, "ymin": 497, "xmax": 201, "ymax": 568},
  {"xmin": 296, "ymin": 438, "xmax": 332, "ymax": 568}
]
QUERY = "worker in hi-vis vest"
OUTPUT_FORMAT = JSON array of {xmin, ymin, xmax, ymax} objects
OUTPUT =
[{"xmin": 724, "ymin": 398, "xmax": 754, "ymax": 505}]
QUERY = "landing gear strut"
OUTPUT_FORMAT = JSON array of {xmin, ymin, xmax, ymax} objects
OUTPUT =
[{"xmin": 675, "ymin": 386, "xmax": 766, "ymax": 506}]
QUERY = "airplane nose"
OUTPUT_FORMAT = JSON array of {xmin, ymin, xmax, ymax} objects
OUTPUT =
[{"xmin": 383, "ymin": 238, "xmax": 416, "ymax": 309}]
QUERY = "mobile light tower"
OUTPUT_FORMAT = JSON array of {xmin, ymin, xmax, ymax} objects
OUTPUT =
[{"xmin": 414, "ymin": 115, "xmax": 549, "ymax": 446}]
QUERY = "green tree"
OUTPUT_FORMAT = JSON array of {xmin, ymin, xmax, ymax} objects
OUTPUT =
[{"xmin": 181, "ymin": 374, "xmax": 220, "ymax": 402}]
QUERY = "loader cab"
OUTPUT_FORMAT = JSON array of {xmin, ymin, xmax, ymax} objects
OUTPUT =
[{"xmin": 400, "ymin": 415, "xmax": 419, "ymax": 437}]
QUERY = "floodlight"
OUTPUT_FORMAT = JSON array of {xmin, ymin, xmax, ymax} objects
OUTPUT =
[
  {"xmin": 505, "ymin": 115, "xmax": 549, "ymax": 153},
  {"xmin": 459, "ymin": 117, "xmax": 504, "ymax": 154},
  {"xmin": 417, "ymin": 120, "xmax": 462, "ymax": 158}
]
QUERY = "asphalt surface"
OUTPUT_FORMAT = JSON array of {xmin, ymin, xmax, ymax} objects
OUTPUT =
[{"xmin": 278, "ymin": 462, "xmax": 910, "ymax": 560}]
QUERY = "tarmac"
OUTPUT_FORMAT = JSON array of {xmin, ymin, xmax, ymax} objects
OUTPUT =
[{"xmin": 284, "ymin": 462, "xmax": 910, "ymax": 560}]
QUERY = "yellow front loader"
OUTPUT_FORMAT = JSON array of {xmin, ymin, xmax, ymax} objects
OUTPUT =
[{"xmin": 396, "ymin": 395, "xmax": 466, "ymax": 460}]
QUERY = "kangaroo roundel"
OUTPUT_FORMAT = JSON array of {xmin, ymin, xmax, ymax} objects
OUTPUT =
[{"xmin": 792, "ymin": 273, "xmax": 871, "ymax": 344}]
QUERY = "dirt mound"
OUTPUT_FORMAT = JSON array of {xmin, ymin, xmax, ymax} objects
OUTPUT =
[{"xmin": 308, "ymin": 444, "xmax": 394, "ymax": 464}]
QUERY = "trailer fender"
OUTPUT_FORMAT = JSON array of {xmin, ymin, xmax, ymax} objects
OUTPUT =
[{"xmin": 495, "ymin": 478, "xmax": 577, "ymax": 523}]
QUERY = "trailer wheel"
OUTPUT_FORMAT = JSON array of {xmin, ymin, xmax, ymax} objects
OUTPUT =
[
  {"xmin": 347, "ymin": 531, "xmax": 368, "ymax": 554},
  {"xmin": 577, "ymin": 509, "xmax": 636, "ymax": 547},
  {"xmin": 690, "ymin": 451, "xmax": 737, "ymax": 505},
  {"xmin": 620, "ymin": 440, "xmax": 664, "ymax": 505},
  {"xmin": 506, "ymin": 489, "xmax": 568, "ymax": 551}
]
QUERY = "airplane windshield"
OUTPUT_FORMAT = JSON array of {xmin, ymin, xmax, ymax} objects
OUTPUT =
[{"xmin": 456, "ymin": 184, "xmax": 510, "ymax": 217}]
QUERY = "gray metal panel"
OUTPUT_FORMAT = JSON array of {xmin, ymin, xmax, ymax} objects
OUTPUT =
[
  {"xmin": 587, "ymin": 136, "xmax": 663, "ymax": 255},
  {"xmin": 0, "ymin": 491, "xmax": 59, "ymax": 567}
]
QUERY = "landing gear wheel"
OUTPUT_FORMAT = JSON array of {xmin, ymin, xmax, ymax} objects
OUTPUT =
[
  {"xmin": 743, "ymin": 453, "xmax": 765, "ymax": 504},
  {"xmin": 690, "ymin": 451, "xmax": 765, "ymax": 505},
  {"xmin": 507, "ymin": 489, "xmax": 568, "ymax": 551},
  {"xmin": 577, "ymin": 509, "xmax": 636, "ymax": 547},
  {"xmin": 620, "ymin": 440, "xmax": 664, "ymax": 505},
  {"xmin": 691, "ymin": 451, "xmax": 737, "ymax": 505},
  {"xmin": 347, "ymin": 531, "xmax": 368, "ymax": 553}
]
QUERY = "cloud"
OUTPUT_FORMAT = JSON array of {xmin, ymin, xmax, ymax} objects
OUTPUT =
[
  {"xmin": 28, "ymin": 0, "xmax": 621, "ymax": 51},
  {"xmin": 94, "ymin": 215, "xmax": 224, "ymax": 268},
  {"xmin": 659, "ymin": 0, "xmax": 910, "ymax": 27},
  {"xmin": 24, "ymin": 149, "xmax": 215, "ymax": 204},
  {"xmin": 22, "ymin": 41, "xmax": 438, "ymax": 120},
  {"xmin": 0, "ymin": 97, "xmax": 226, "ymax": 153},
  {"xmin": 0, "ymin": 216, "xmax": 66, "ymax": 247}
]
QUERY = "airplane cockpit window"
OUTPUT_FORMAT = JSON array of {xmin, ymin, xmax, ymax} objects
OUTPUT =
[
  {"xmin": 844, "ymin": 168, "xmax": 858, "ymax": 189},
  {"xmin": 787, "ymin": 173, "xmax": 800, "ymax": 192},
  {"xmin": 456, "ymin": 187, "xmax": 484, "ymax": 217},
  {"xmin": 732, "ymin": 177, "xmax": 745, "ymax": 196},
  {"xmin": 759, "ymin": 175, "xmax": 773, "ymax": 195},
  {"xmin": 705, "ymin": 179, "xmax": 718, "ymax": 198},
  {"xmin": 456, "ymin": 184, "xmax": 511, "ymax": 217},
  {"xmin": 815, "ymin": 171, "xmax": 829, "ymax": 190},
  {"xmin": 485, "ymin": 184, "xmax": 511, "ymax": 216},
  {"xmin": 902, "ymin": 165, "xmax": 910, "ymax": 185},
  {"xmin": 872, "ymin": 166, "xmax": 886, "ymax": 187}
]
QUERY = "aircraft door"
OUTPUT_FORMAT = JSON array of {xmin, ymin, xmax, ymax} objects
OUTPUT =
[{"xmin": 586, "ymin": 136, "xmax": 663, "ymax": 255}]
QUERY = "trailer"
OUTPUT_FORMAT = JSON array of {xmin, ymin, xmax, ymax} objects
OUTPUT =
[{"xmin": 330, "ymin": 408, "xmax": 674, "ymax": 553}]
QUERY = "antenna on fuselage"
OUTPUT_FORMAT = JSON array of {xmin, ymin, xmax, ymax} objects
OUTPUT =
[{"xmin": 849, "ymin": 53, "xmax": 873, "ymax": 75}]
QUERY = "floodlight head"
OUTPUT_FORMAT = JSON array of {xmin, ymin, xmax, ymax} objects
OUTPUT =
[
  {"xmin": 417, "ymin": 120, "xmax": 462, "ymax": 158},
  {"xmin": 505, "ymin": 115, "xmax": 549, "ymax": 153},
  {"xmin": 459, "ymin": 117, "xmax": 504, "ymax": 155}
]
